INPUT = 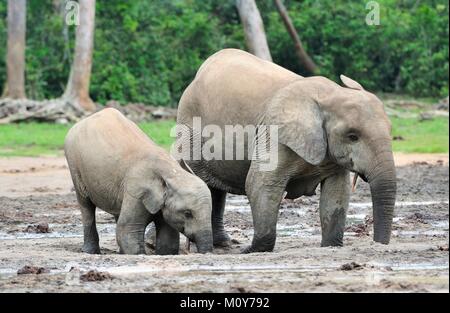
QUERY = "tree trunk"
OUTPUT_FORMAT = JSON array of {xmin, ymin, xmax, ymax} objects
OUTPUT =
[
  {"xmin": 273, "ymin": 0, "xmax": 317, "ymax": 74},
  {"xmin": 3, "ymin": 0, "xmax": 27, "ymax": 99},
  {"xmin": 63, "ymin": 0, "xmax": 96, "ymax": 111},
  {"xmin": 236, "ymin": 0, "xmax": 272, "ymax": 61}
]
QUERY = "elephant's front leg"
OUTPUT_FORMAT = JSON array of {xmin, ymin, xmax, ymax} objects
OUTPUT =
[
  {"xmin": 116, "ymin": 194, "xmax": 151, "ymax": 254},
  {"xmin": 242, "ymin": 143, "xmax": 297, "ymax": 253},
  {"xmin": 154, "ymin": 214, "xmax": 180, "ymax": 255},
  {"xmin": 319, "ymin": 169, "xmax": 350, "ymax": 247},
  {"xmin": 244, "ymin": 185, "xmax": 286, "ymax": 253},
  {"xmin": 243, "ymin": 164, "xmax": 288, "ymax": 253}
]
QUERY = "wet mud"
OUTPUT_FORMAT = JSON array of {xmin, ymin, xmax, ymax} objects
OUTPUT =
[{"xmin": 0, "ymin": 157, "xmax": 448, "ymax": 292}]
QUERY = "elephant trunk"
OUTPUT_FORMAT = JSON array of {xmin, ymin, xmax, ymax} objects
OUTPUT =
[
  {"xmin": 367, "ymin": 151, "xmax": 397, "ymax": 244},
  {"xmin": 194, "ymin": 229, "xmax": 213, "ymax": 253}
]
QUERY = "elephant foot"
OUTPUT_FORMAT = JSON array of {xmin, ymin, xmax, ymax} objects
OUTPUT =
[
  {"xmin": 321, "ymin": 238, "xmax": 344, "ymax": 247},
  {"xmin": 155, "ymin": 246, "xmax": 179, "ymax": 255},
  {"xmin": 213, "ymin": 231, "xmax": 231, "ymax": 247},
  {"xmin": 321, "ymin": 231, "xmax": 344, "ymax": 247},
  {"xmin": 82, "ymin": 243, "xmax": 101, "ymax": 254},
  {"xmin": 120, "ymin": 246, "xmax": 146, "ymax": 255},
  {"xmin": 241, "ymin": 245, "xmax": 273, "ymax": 254},
  {"xmin": 241, "ymin": 234, "xmax": 276, "ymax": 253},
  {"xmin": 240, "ymin": 244, "xmax": 274, "ymax": 254},
  {"xmin": 214, "ymin": 239, "xmax": 231, "ymax": 248},
  {"xmin": 117, "ymin": 236, "xmax": 146, "ymax": 254}
]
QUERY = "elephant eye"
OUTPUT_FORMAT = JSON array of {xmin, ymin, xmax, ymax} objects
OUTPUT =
[
  {"xmin": 347, "ymin": 133, "xmax": 359, "ymax": 142},
  {"xmin": 184, "ymin": 210, "xmax": 193, "ymax": 218}
]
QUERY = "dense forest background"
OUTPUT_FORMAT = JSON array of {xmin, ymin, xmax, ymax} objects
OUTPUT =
[{"xmin": 0, "ymin": 0, "xmax": 448, "ymax": 107}]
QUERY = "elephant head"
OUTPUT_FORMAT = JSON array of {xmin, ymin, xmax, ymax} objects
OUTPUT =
[
  {"xmin": 264, "ymin": 75, "xmax": 396, "ymax": 244},
  {"xmin": 144, "ymin": 171, "xmax": 213, "ymax": 253}
]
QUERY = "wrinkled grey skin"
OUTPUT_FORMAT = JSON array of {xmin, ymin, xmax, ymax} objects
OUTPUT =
[
  {"xmin": 177, "ymin": 49, "xmax": 396, "ymax": 253},
  {"xmin": 65, "ymin": 108, "xmax": 213, "ymax": 255}
]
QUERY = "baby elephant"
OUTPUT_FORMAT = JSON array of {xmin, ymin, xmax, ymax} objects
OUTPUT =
[{"xmin": 64, "ymin": 108, "xmax": 213, "ymax": 255}]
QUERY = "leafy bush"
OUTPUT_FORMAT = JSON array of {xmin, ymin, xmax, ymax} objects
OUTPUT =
[
  {"xmin": 0, "ymin": 0, "xmax": 447, "ymax": 105},
  {"xmin": 262, "ymin": 0, "xmax": 449, "ymax": 97}
]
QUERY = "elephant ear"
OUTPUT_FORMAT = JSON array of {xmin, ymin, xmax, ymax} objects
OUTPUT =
[
  {"xmin": 264, "ymin": 90, "xmax": 327, "ymax": 165},
  {"xmin": 142, "ymin": 179, "xmax": 166, "ymax": 215},
  {"xmin": 340, "ymin": 74, "xmax": 364, "ymax": 90}
]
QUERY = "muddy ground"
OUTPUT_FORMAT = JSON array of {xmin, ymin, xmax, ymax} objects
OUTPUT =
[{"xmin": 0, "ymin": 155, "xmax": 448, "ymax": 293}]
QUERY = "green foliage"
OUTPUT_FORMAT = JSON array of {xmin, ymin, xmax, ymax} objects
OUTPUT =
[
  {"xmin": 262, "ymin": 0, "xmax": 449, "ymax": 97},
  {"xmin": 88, "ymin": 0, "xmax": 245, "ymax": 105},
  {"xmin": 0, "ymin": 0, "xmax": 447, "ymax": 104},
  {"xmin": 25, "ymin": 0, "xmax": 73, "ymax": 99}
]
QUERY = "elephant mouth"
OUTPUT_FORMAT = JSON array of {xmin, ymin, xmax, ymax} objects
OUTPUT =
[
  {"xmin": 358, "ymin": 173, "xmax": 368, "ymax": 182},
  {"xmin": 351, "ymin": 171, "xmax": 368, "ymax": 181},
  {"xmin": 351, "ymin": 172, "xmax": 368, "ymax": 192}
]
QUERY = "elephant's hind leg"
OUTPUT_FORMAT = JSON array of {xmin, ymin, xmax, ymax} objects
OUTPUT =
[
  {"xmin": 210, "ymin": 187, "xmax": 231, "ymax": 247},
  {"xmin": 319, "ymin": 170, "xmax": 350, "ymax": 247},
  {"xmin": 77, "ymin": 195, "xmax": 101, "ymax": 254}
]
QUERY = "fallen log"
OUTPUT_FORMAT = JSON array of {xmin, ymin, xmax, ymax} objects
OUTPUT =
[
  {"xmin": 0, "ymin": 98, "xmax": 178, "ymax": 124},
  {"xmin": 0, "ymin": 97, "xmax": 87, "ymax": 124}
]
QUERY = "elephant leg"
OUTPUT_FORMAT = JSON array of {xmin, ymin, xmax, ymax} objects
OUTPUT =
[
  {"xmin": 154, "ymin": 215, "xmax": 180, "ymax": 255},
  {"xmin": 243, "ymin": 157, "xmax": 291, "ymax": 253},
  {"xmin": 210, "ymin": 187, "xmax": 230, "ymax": 247},
  {"xmin": 116, "ymin": 194, "xmax": 151, "ymax": 254},
  {"xmin": 243, "ymin": 184, "xmax": 285, "ymax": 253},
  {"xmin": 78, "ymin": 195, "xmax": 100, "ymax": 254},
  {"xmin": 319, "ymin": 170, "xmax": 350, "ymax": 247},
  {"xmin": 242, "ymin": 144, "xmax": 296, "ymax": 253}
]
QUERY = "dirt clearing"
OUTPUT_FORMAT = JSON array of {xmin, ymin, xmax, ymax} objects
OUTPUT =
[{"xmin": 0, "ymin": 155, "xmax": 448, "ymax": 292}]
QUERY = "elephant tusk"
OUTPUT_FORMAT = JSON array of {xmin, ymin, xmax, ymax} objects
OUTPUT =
[{"xmin": 352, "ymin": 173, "xmax": 359, "ymax": 192}]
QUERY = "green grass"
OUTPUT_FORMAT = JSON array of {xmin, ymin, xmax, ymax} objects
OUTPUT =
[
  {"xmin": 0, "ymin": 117, "xmax": 447, "ymax": 157},
  {"xmin": 391, "ymin": 117, "xmax": 449, "ymax": 153},
  {"xmin": 138, "ymin": 120, "xmax": 176, "ymax": 149},
  {"xmin": 0, "ymin": 123, "xmax": 69, "ymax": 157},
  {"xmin": 0, "ymin": 120, "xmax": 176, "ymax": 157}
]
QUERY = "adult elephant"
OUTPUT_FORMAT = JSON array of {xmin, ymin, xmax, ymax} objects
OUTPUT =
[{"xmin": 176, "ymin": 49, "xmax": 396, "ymax": 253}]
